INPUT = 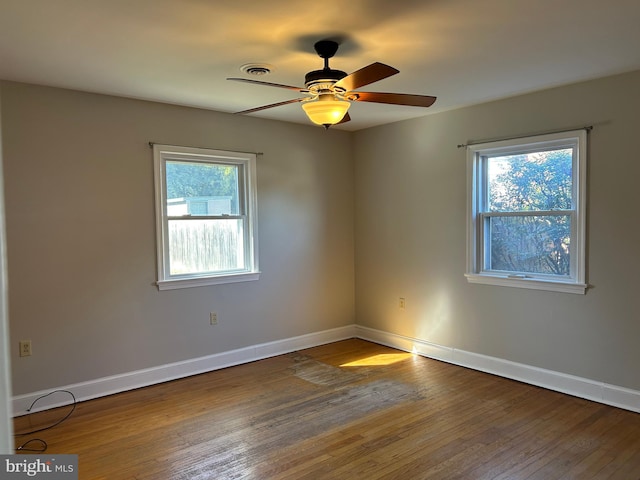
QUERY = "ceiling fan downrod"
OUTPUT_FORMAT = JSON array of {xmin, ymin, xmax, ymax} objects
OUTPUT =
[{"xmin": 305, "ymin": 40, "xmax": 347, "ymax": 88}]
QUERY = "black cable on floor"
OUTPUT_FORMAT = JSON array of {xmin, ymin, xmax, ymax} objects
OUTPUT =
[{"xmin": 14, "ymin": 389, "xmax": 77, "ymax": 452}]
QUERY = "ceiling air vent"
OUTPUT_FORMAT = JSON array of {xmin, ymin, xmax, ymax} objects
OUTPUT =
[{"xmin": 240, "ymin": 63, "xmax": 273, "ymax": 76}]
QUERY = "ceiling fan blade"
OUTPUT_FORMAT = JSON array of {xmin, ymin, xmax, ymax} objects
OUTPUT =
[
  {"xmin": 227, "ymin": 77, "xmax": 307, "ymax": 92},
  {"xmin": 337, "ymin": 112, "xmax": 351, "ymax": 124},
  {"xmin": 334, "ymin": 62, "xmax": 399, "ymax": 91},
  {"xmin": 350, "ymin": 91, "xmax": 437, "ymax": 107},
  {"xmin": 236, "ymin": 98, "xmax": 306, "ymax": 115}
]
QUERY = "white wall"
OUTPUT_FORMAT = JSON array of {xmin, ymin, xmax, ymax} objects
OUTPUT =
[
  {"xmin": 1, "ymin": 81, "xmax": 355, "ymax": 396},
  {"xmin": 353, "ymin": 69, "xmax": 640, "ymax": 392},
  {"xmin": 0, "ymin": 90, "xmax": 14, "ymax": 450}
]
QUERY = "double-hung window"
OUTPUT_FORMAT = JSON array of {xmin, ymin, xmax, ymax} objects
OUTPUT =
[
  {"xmin": 466, "ymin": 130, "xmax": 587, "ymax": 294},
  {"xmin": 153, "ymin": 144, "xmax": 259, "ymax": 290}
]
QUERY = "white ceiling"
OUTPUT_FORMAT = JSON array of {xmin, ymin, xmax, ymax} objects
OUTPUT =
[{"xmin": 1, "ymin": 0, "xmax": 639, "ymax": 131}]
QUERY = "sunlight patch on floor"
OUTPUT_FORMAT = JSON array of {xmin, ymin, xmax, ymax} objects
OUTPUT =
[{"xmin": 340, "ymin": 352, "xmax": 414, "ymax": 367}]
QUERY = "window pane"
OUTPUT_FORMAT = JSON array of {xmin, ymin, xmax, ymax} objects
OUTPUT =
[
  {"xmin": 487, "ymin": 215, "xmax": 571, "ymax": 276},
  {"xmin": 166, "ymin": 161, "xmax": 240, "ymax": 216},
  {"xmin": 488, "ymin": 148, "xmax": 573, "ymax": 212},
  {"xmin": 168, "ymin": 219, "xmax": 245, "ymax": 275}
]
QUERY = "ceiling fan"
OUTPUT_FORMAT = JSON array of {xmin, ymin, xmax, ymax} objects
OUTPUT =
[{"xmin": 227, "ymin": 40, "xmax": 437, "ymax": 128}]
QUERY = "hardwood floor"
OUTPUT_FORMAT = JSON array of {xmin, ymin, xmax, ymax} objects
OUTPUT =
[{"xmin": 13, "ymin": 339, "xmax": 640, "ymax": 479}]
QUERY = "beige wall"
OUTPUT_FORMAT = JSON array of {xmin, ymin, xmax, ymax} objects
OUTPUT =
[
  {"xmin": 1, "ymin": 81, "xmax": 355, "ymax": 395},
  {"xmin": 3, "ymin": 69, "xmax": 640, "ymax": 401},
  {"xmin": 353, "ymin": 69, "xmax": 640, "ymax": 391}
]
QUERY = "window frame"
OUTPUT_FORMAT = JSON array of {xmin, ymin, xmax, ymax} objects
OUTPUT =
[
  {"xmin": 153, "ymin": 144, "xmax": 259, "ymax": 290},
  {"xmin": 465, "ymin": 130, "xmax": 588, "ymax": 294}
]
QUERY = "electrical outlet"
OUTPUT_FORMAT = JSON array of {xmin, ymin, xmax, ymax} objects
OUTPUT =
[
  {"xmin": 19, "ymin": 340, "xmax": 32, "ymax": 357},
  {"xmin": 399, "ymin": 297, "xmax": 406, "ymax": 309},
  {"xmin": 210, "ymin": 312, "xmax": 218, "ymax": 325}
]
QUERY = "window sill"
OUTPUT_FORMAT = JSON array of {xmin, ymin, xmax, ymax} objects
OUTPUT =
[
  {"xmin": 156, "ymin": 272, "xmax": 260, "ymax": 291},
  {"xmin": 465, "ymin": 273, "xmax": 588, "ymax": 294}
]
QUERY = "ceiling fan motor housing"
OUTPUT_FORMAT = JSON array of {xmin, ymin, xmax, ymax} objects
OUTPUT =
[{"xmin": 305, "ymin": 68, "xmax": 347, "ymax": 89}]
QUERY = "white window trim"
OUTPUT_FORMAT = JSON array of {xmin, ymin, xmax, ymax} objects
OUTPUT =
[
  {"xmin": 153, "ymin": 144, "xmax": 260, "ymax": 290},
  {"xmin": 465, "ymin": 130, "xmax": 588, "ymax": 294}
]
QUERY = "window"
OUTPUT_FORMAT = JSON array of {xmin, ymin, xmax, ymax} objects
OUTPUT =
[
  {"xmin": 153, "ymin": 144, "xmax": 259, "ymax": 290},
  {"xmin": 465, "ymin": 130, "xmax": 587, "ymax": 294}
]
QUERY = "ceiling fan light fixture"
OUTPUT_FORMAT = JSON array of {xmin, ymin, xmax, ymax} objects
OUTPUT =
[{"xmin": 301, "ymin": 95, "xmax": 350, "ymax": 126}]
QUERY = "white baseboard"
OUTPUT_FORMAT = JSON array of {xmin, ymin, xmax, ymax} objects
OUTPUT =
[
  {"xmin": 12, "ymin": 325, "xmax": 357, "ymax": 416},
  {"xmin": 13, "ymin": 324, "xmax": 640, "ymax": 416},
  {"xmin": 355, "ymin": 325, "xmax": 640, "ymax": 413}
]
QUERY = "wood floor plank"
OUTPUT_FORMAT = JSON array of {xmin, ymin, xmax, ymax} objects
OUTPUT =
[{"xmin": 13, "ymin": 339, "xmax": 640, "ymax": 479}]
